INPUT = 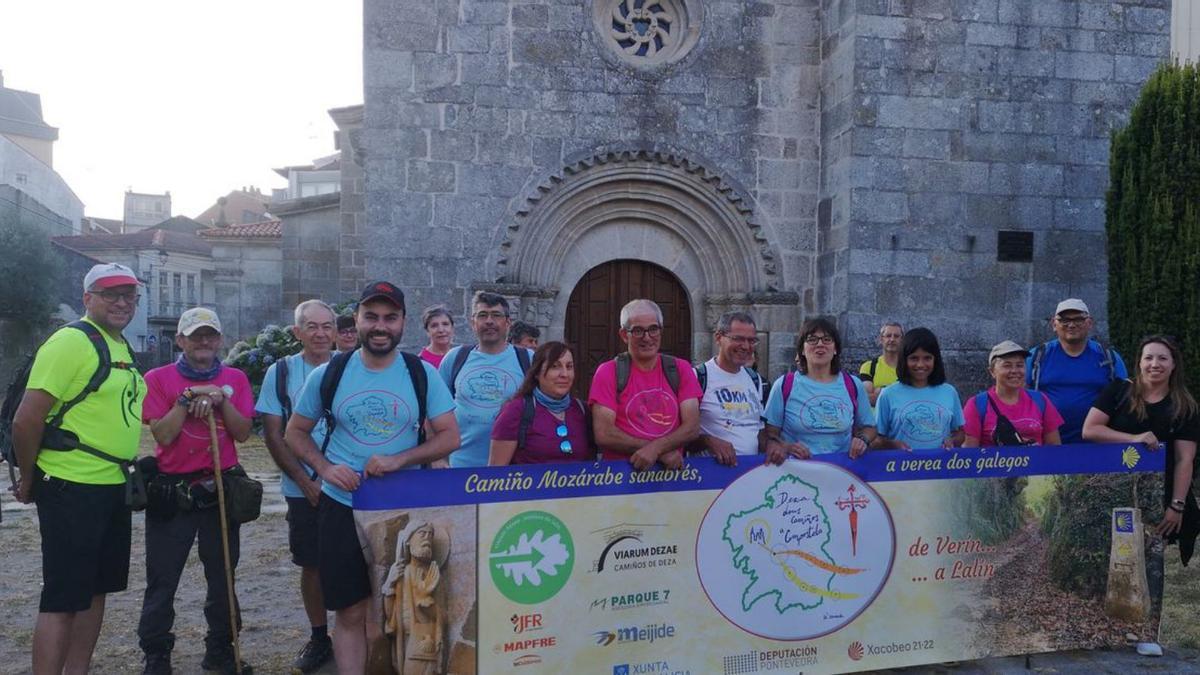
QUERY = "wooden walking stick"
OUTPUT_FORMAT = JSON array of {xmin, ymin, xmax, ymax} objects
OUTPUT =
[{"xmin": 207, "ymin": 412, "xmax": 243, "ymax": 675}]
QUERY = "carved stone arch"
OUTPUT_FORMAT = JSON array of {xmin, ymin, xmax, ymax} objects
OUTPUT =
[{"xmin": 490, "ymin": 146, "xmax": 781, "ymax": 294}]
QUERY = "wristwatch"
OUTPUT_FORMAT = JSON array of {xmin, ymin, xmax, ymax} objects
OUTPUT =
[{"xmin": 176, "ymin": 389, "xmax": 195, "ymax": 407}]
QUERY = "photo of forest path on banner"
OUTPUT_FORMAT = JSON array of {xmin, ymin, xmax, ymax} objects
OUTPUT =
[{"xmin": 351, "ymin": 443, "xmax": 1169, "ymax": 674}]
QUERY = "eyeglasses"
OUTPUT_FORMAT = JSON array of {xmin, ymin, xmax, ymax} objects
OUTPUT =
[
  {"xmin": 1055, "ymin": 316, "xmax": 1089, "ymax": 327},
  {"xmin": 804, "ymin": 335, "xmax": 835, "ymax": 346},
  {"xmin": 556, "ymin": 424, "xmax": 572, "ymax": 454},
  {"xmin": 185, "ymin": 331, "xmax": 221, "ymax": 342},
  {"xmin": 93, "ymin": 290, "xmax": 140, "ymax": 304},
  {"xmin": 626, "ymin": 325, "xmax": 662, "ymax": 338},
  {"xmin": 338, "ymin": 328, "xmax": 357, "ymax": 336},
  {"xmin": 722, "ymin": 334, "xmax": 760, "ymax": 346},
  {"xmin": 473, "ymin": 311, "xmax": 508, "ymax": 321}
]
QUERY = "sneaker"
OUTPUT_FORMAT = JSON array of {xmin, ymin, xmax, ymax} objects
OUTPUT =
[
  {"xmin": 142, "ymin": 652, "xmax": 172, "ymax": 675},
  {"xmin": 201, "ymin": 650, "xmax": 254, "ymax": 674},
  {"xmin": 292, "ymin": 636, "xmax": 334, "ymax": 674}
]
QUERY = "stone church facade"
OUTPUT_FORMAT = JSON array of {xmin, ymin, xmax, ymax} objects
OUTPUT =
[{"xmin": 350, "ymin": 0, "xmax": 1171, "ymax": 382}]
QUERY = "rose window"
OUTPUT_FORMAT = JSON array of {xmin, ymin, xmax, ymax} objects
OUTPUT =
[{"xmin": 593, "ymin": 0, "xmax": 700, "ymax": 68}]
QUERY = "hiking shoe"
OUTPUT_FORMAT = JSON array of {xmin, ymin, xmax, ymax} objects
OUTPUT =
[
  {"xmin": 292, "ymin": 636, "xmax": 333, "ymax": 674},
  {"xmin": 142, "ymin": 652, "xmax": 172, "ymax": 675},
  {"xmin": 200, "ymin": 650, "xmax": 254, "ymax": 674}
]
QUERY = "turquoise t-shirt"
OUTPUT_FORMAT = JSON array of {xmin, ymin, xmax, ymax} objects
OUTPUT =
[
  {"xmin": 875, "ymin": 382, "xmax": 964, "ymax": 449},
  {"xmin": 255, "ymin": 353, "xmax": 328, "ymax": 499},
  {"xmin": 293, "ymin": 352, "xmax": 454, "ymax": 506},
  {"xmin": 763, "ymin": 372, "xmax": 875, "ymax": 455},
  {"xmin": 438, "ymin": 345, "xmax": 531, "ymax": 468}
]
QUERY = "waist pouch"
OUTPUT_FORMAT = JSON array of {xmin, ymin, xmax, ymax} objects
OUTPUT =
[
  {"xmin": 42, "ymin": 426, "xmax": 148, "ymax": 511},
  {"xmin": 148, "ymin": 465, "xmax": 262, "ymax": 524}
]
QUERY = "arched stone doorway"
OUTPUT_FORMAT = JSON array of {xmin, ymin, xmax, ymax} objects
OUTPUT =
[{"xmin": 565, "ymin": 259, "xmax": 692, "ymax": 396}]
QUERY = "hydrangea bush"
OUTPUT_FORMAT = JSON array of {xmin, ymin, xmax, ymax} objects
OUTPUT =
[{"xmin": 225, "ymin": 324, "xmax": 301, "ymax": 399}]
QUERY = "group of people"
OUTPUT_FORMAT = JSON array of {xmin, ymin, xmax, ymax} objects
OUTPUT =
[{"xmin": 8, "ymin": 262, "xmax": 1198, "ymax": 675}]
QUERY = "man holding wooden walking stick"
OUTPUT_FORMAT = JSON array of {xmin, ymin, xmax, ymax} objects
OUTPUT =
[{"xmin": 138, "ymin": 308, "xmax": 255, "ymax": 675}]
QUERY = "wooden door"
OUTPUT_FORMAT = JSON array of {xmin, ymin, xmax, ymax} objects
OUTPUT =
[{"xmin": 565, "ymin": 259, "xmax": 692, "ymax": 397}]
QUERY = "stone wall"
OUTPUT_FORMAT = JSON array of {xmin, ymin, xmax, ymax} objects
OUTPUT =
[
  {"xmin": 362, "ymin": 0, "xmax": 822, "ymax": 365},
  {"xmin": 279, "ymin": 193, "xmax": 342, "ymax": 315},
  {"xmin": 825, "ymin": 0, "xmax": 1169, "ymax": 383},
  {"xmin": 209, "ymin": 240, "xmax": 283, "ymax": 341}
]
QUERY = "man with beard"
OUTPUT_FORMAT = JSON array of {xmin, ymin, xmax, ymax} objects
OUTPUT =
[
  {"xmin": 693, "ymin": 311, "xmax": 766, "ymax": 464},
  {"xmin": 254, "ymin": 299, "xmax": 337, "ymax": 673},
  {"xmin": 588, "ymin": 299, "xmax": 702, "ymax": 470},
  {"xmin": 12, "ymin": 263, "xmax": 146, "ymax": 675},
  {"xmin": 438, "ymin": 292, "xmax": 531, "ymax": 467},
  {"xmin": 286, "ymin": 281, "xmax": 459, "ymax": 674},
  {"xmin": 138, "ymin": 308, "xmax": 256, "ymax": 674},
  {"xmin": 1026, "ymin": 298, "xmax": 1126, "ymax": 444}
]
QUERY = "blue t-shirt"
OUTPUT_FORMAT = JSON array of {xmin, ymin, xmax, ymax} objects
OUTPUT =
[
  {"xmin": 763, "ymin": 372, "xmax": 875, "ymax": 455},
  {"xmin": 438, "ymin": 345, "xmax": 531, "ymax": 468},
  {"xmin": 1026, "ymin": 340, "xmax": 1126, "ymax": 444},
  {"xmin": 293, "ymin": 352, "xmax": 455, "ymax": 506},
  {"xmin": 875, "ymin": 382, "xmax": 965, "ymax": 449},
  {"xmin": 255, "ymin": 353, "xmax": 329, "ymax": 499}
]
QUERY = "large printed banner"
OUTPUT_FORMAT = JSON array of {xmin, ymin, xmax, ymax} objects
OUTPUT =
[{"xmin": 352, "ymin": 443, "xmax": 1165, "ymax": 675}]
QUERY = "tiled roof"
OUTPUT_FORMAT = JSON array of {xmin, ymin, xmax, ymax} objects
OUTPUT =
[
  {"xmin": 198, "ymin": 219, "xmax": 281, "ymax": 239},
  {"xmin": 52, "ymin": 228, "xmax": 212, "ymax": 257}
]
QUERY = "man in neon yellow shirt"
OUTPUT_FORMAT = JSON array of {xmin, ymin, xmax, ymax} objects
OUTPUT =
[
  {"xmin": 859, "ymin": 322, "xmax": 902, "ymax": 407},
  {"xmin": 12, "ymin": 263, "xmax": 146, "ymax": 675}
]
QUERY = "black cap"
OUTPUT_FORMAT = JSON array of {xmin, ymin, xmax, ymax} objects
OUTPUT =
[
  {"xmin": 359, "ymin": 280, "xmax": 406, "ymax": 313},
  {"xmin": 336, "ymin": 314, "xmax": 356, "ymax": 331}
]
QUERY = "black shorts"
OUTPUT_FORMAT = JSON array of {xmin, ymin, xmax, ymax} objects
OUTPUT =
[
  {"xmin": 285, "ymin": 496, "xmax": 320, "ymax": 568},
  {"xmin": 316, "ymin": 494, "xmax": 370, "ymax": 611},
  {"xmin": 35, "ymin": 472, "xmax": 131, "ymax": 613}
]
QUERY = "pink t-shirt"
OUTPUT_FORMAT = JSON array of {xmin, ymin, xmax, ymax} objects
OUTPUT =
[
  {"xmin": 420, "ymin": 347, "xmax": 446, "ymax": 369},
  {"xmin": 587, "ymin": 356, "xmax": 703, "ymax": 460},
  {"xmin": 142, "ymin": 365, "xmax": 255, "ymax": 474},
  {"xmin": 961, "ymin": 387, "xmax": 1064, "ymax": 446},
  {"xmin": 490, "ymin": 396, "xmax": 594, "ymax": 464}
]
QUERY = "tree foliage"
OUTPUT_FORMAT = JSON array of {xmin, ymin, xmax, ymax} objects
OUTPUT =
[
  {"xmin": 0, "ymin": 213, "xmax": 63, "ymax": 321},
  {"xmin": 1107, "ymin": 62, "xmax": 1200, "ymax": 391}
]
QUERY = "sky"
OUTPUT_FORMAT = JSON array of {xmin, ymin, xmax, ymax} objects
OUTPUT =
[{"xmin": 0, "ymin": 0, "xmax": 362, "ymax": 219}]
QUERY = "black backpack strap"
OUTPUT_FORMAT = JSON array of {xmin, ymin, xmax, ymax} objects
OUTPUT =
[
  {"xmin": 448, "ymin": 344, "xmax": 476, "ymax": 399},
  {"xmin": 400, "ymin": 352, "xmax": 428, "ymax": 445},
  {"xmin": 867, "ymin": 357, "xmax": 878, "ymax": 381},
  {"xmin": 695, "ymin": 362, "xmax": 707, "ymax": 394},
  {"xmin": 661, "ymin": 354, "xmax": 680, "ymax": 395},
  {"xmin": 1030, "ymin": 341, "xmax": 1051, "ymax": 390},
  {"xmin": 46, "ymin": 321, "xmax": 113, "ymax": 429},
  {"xmin": 318, "ymin": 349, "xmax": 356, "ymax": 456},
  {"xmin": 517, "ymin": 393, "xmax": 536, "ymax": 448},
  {"xmin": 746, "ymin": 367, "xmax": 765, "ymax": 405},
  {"xmin": 615, "ymin": 353, "xmax": 632, "ymax": 399},
  {"xmin": 276, "ymin": 358, "xmax": 291, "ymax": 422},
  {"xmin": 514, "ymin": 345, "xmax": 531, "ymax": 374}
]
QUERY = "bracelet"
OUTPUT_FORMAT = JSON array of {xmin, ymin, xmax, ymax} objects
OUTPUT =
[
  {"xmin": 854, "ymin": 432, "xmax": 870, "ymax": 444},
  {"xmin": 1169, "ymin": 503, "xmax": 1185, "ymax": 514},
  {"xmin": 176, "ymin": 391, "xmax": 195, "ymax": 407},
  {"xmin": 1172, "ymin": 498, "xmax": 1187, "ymax": 507}
]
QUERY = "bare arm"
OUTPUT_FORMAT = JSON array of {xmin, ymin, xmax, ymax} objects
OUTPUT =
[
  {"xmin": 961, "ymin": 435, "xmax": 980, "ymax": 448},
  {"xmin": 365, "ymin": 411, "xmax": 461, "ymax": 475},
  {"xmin": 1042, "ymin": 429, "xmax": 1062, "ymax": 446},
  {"xmin": 262, "ymin": 414, "xmax": 321, "ymax": 504},
  {"xmin": 11, "ymin": 389, "xmax": 55, "ymax": 503},
  {"xmin": 1158, "ymin": 439, "xmax": 1197, "ymax": 536},
  {"xmin": 488, "ymin": 439, "xmax": 518, "ymax": 466},
  {"xmin": 762, "ymin": 423, "xmax": 811, "ymax": 465},
  {"xmin": 591, "ymin": 404, "xmax": 649, "ymax": 456},
  {"xmin": 148, "ymin": 400, "xmax": 189, "ymax": 446},
  {"xmin": 286, "ymin": 413, "xmax": 360, "ymax": 492},
  {"xmin": 1082, "ymin": 407, "xmax": 1160, "ymax": 446}
]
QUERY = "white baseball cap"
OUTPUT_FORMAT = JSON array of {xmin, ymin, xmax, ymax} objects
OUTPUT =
[
  {"xmin": 83, "ymin": 263, "xmax": 140, "ymax": 291},
  {"xmin": 1054, "ymin": 298, "xmax": 1090, "ymax": 316},
  {"xmin": 177, "ymin": 307, "xmax": 222, "ymax": 336}
]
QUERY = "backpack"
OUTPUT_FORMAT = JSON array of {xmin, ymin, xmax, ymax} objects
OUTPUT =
[
  {"xmin": 275, "ymin": 357, "xmax": 292, "ymax": 422},
  {"xmin": 973, "ymin": 390, "xmax": 1047, "ymax": 446},
  {"xmin": 694, "ymin": 361, "xmax": 766, "ymax": 405},
  {"xmin": 516, "ymin": 394, "xmax": 590, "ymax": 452},
  {"xmin": 1, "ymin": 321, "xmax": 139, "ymax": 486},
  {"xmin": 1029, "ymin": 339, "xmax": 1119, "ymax": 390},
  {"xmin": 615, "ymin": 352, "xmax": 680, "ymax": 400},
  {"xmin": 315, "ymin": 348, "xmax": 429, "ymax": 459},
  {"xmin": 448, "ymin": 344, "xmax": 531, "ymax": 398},
  {"xmin": 779, "ymin": 369, "xmax": 860, "ymax": 419},
  {"xmin": 862, "ymin": 356, "xmax": 881, "ymax": 383}
]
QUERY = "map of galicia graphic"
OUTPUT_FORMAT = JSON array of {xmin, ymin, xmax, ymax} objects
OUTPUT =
[{"xmin": 697, "ymin": 463, "xmax": 895, "ymax": 640}]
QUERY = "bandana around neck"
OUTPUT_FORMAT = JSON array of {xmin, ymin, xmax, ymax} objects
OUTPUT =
[
  {"xmin": 533, "ymin": 386, "xmax": 571, "ymax": 414},
  {"xmin": 175, "ymin": 354, "xmax": 222, "ymax": 381}
]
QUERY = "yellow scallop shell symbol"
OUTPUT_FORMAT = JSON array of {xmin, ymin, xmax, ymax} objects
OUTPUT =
[
  {"xmin": 1115, "ymin": 512, "xmax": 1133, "ymax": 531},
  {"xmin": 1122, "ymin": 446, "xmax": 1141, "ymax": 469}
]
